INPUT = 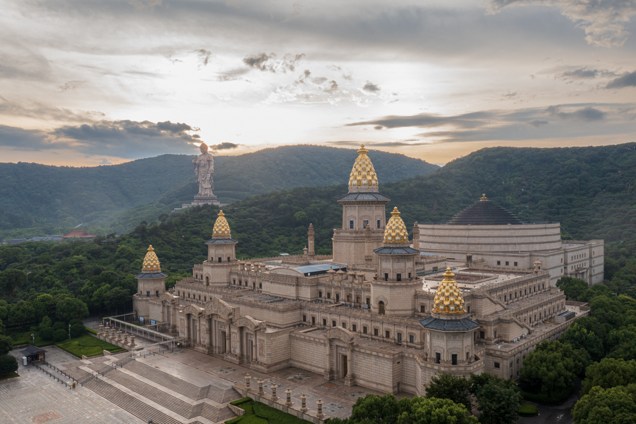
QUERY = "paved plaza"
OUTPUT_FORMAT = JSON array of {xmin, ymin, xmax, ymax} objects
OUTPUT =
[{"xmin": 1, "ymin": 344, "xmax": 380, "ymax": 423}]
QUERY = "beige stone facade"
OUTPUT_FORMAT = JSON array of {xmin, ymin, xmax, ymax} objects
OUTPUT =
[{"xmin": 133, "ymin": 146, "xmax": 595, "ymax": 396}]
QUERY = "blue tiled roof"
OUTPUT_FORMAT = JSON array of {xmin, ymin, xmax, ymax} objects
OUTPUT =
[
  {"xmin": 338, "ymin": 193, "xmax": 390, "ymax": 203},
  {"xmin": 206, "ymin": 238, "xmax": 237, "ymax": 245},
  {"xmin": 374, "ymin": 246, "xmax": 419, "ymax": 255},
  {"xmin": 420, "ymin": 317, "xmax": 479, "ymax": 331},
  {"xmin": 293, "ymin": 263, "xmax": 347, "ymax": 276},
  {"xmin": 136, "ymin": 272, "xmax": 167, "ymax": 279}
]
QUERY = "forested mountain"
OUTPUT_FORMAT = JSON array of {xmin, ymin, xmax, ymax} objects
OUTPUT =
[{"xmin": 0, "ymin": 145, "xmax": 437, "ymax": 238}]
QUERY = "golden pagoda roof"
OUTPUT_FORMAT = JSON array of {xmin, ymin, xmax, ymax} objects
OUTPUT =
[
  {"xmin": 212, "ymin": 210, "xmax": 232, "ymax": 238},
  {"xmin": 433, "ymin": 267, "xmax": 465, "ymax": 315},
  {"xmin": 383, "ymin": 207, "xmax": 409, "ymax": 244},
  {"xmin": 348, "ymin": 145, "xmax": 379, "ymax": 193},
  {"xmin": 141, "ymin": 244, "xmax": 161, "ymax": 273}
]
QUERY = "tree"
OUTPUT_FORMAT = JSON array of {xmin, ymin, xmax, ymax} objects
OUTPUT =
[
  {"xmin": 55, "ymin": 297, "xmax": 88, "ymax": 323},
  {"xmin": 557, "ymin": 277, "xmax": 589, "ymax": 301},
  {"xmin": 562, "ymin": 320, "xmax": 606, "ymax": 362},
  {"xmin": 519, "ymin": 341, "xmax": 589, "ymax": 403},
  {"xmin": 474, "ymin": 377, "xmax": 521, "ymax": 424},
  {"xmin": 397, "ymin": 397, "xmax": 478, "ymax": 424},
  {"xmin": 0, "ymin": 335, "xmax": 12, "ymax": 355},
  {"xmin": 573, "ymin": 384, "xmax": 636, "ymax": 424},
  {"xmin": 347, "ymin": 394, "xmax": 401, "ymax": 424},
  {"xmin": 582, "ymin": 358, "xmax": 636, "ymax": 394},
  {"xmin": 0, "ymin": 354, "xmax": 17, "ymax": 377},
  {"xmin": 38, "ymin": 316, "xmax": 54, "ymax": 341},
  {"xmin": 426, "ymin": 373, "xmax": 471, "ymax": 411}
]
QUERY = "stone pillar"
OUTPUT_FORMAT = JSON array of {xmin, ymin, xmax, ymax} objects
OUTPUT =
[
  {"xmin": 129, "ymin": 336, "xmax": 135, "ymax": 348},
  {"xmin": 317, "ymin": 399, "xmax": 324, "ymax": 419},
  {"xmin": 300, "ymin": 394, "xmax": 307, "ymax": 413},
  {"xmin": 258, "ymin": 379, "xmax": 264, "ymax": 396},
  {"xmin": 271, "ymin": 384, "xmax": 278, "ymax": 401},
  {"xmin": 285, "ymin": 388, "xmax": 292, "ymax": 407},
  {"xmin": 308, "ymin": 223, "xmax": 315, "ymax": 257},
  {"xmin": 245, "ymin": 374, "xmax": 251, "ymax": 390}
]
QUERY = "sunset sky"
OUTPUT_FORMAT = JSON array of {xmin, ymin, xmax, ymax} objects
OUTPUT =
[{"xmin": 1, "ymin": 0, "xmax": 635, "ymax": 166}]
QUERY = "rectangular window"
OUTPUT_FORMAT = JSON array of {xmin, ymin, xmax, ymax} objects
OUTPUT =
[
  {"xmin": 420, "ymin": 304, "xmax": 426, "ymax": 313},
  {"xmin": 435, "ymin": 352, "xmax": 441, "ymax": 364},
  {"xmin": 363, "ymin": 219, "xmax": 369, "ymax": 228},
  {"xmin": 497, "ymin": 260, "xmax": 501, "ymax": 265},
  {"xmin": 494, "ymin": 361, "xmax": 500, "ymax": 369},
  {"xmin": 366, "ymin": 297, "xmax": 370, "ymax": 306},
  {"xmin": 408, "ymin": 334, "xmax": 415, "ymax": 343},
  {"xmin": 452, "ymin": 354, "xmax": 458, "ymax": 365},
  {"xmin": 327, "ymin": 292, "xmax": 331, "ymax": 299},
  {"xmin": 385, "ymin": 330, "xmax": 390, "ymax": 338},
  {"xmin": 352, "ymin": 324, "xmax": 357, "ymax": 332},
  {"xmin": 322, "ymin": 319, "xmax": 327, "ymax": 326},
  {"xmin": 408, "ymin": 272, "xmax": 412, "ymax": 279},
  {"xmin": 318, "ymin": 290, "xmax": 322, "ymax": 298},
  {"xmin": 363, "ymin": 326, "xmax": 368, "ymax": 334},
  {"xmin": 373, "ymin": 328, "xmax": 379, "ymax": 336},
  {"xmin": 332, "ymin": 320, "xmax": 336, "ymax": 327},
  {"xmin": 396, "ymin": 273, "xmax": 402, "ymax": 281},
  {"xmin": 146, "ymin": 290, "xmax": 150, "ymax": 297},
  {"xmin": 384, "ymin": 273, "xmax": 389, "ymax": 281},
  {"xmin": 505, "ymin": 261, "xmax": 509, "ymax": 266},
  {"xmin": 514, "ymin": 261, "xmax": 518, "ymax": 267},
  {"xmin": 311, "ymin": 316, "xmax": 316, "ymax": 324},
  {"xmin": 342, "ymin": 322, "xmax": 346, "ymax": 329},
  {"xmin": 377, "ymin": 219, "xmax": 381, "ymax": 229},
  {"xmin": 302, "ymin": 315, "xmax": 307, "ymax": 322},
  {"xmin": 397, "ymin": 332, "xmax": 402, "ymax": 343},
  {"xmin": 335, "ymin": 293, "xmax": 340, "ymax": 302},
  {"xmin": 349, "ymin": 220, "xmax": 354, "ymax": 229}
]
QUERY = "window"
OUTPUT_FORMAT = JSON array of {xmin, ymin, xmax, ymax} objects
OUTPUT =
[
  {"xmin": 408, "ymin": 272, "xmax": 412, "ymax": 279},
  {"xmin": 332, "ymin": 320, "xmax": 336, "ymax": 327},
  {"xmin": 352, "ymin": 324, "xmax": 357, "ymax": 332},
  {"xmin": 327, "ymin": 292, "xmax": 331, "ymax": 299},
  {"xmin": 363, "ymin": 326, "xmax": 368, "ymax": 334},
  {"xmin": 363, "ymin": 219, "xmax": 369, "ymax": 228},
  {"xmin": 335, "ymin": 293, "xmax": 340, "ymax": 302},
  {"xmin": 420, "ymin": 304, "xmax": 426, "ymax": 313},
  {"xmin": 384, "ymin": 273, "xmax": 388, "ymax": 281},
  {"xmin": 366, "ymin": 297, "xmax": 371, "ymax": 306},
  {"xmin": 146, "ymin": 290, "xmax": 150, "ymax": 297},
  {"xmin": 376, "ymin": 219, "xmax": 381, "ymax": 229},
  {"xmin": 452, "ymin": 354, "xmax": 458, "ymax": 365},
  {"xmin": 318, "ymin": 290, "xmax": 323, "ymax": 298},
  {"xmin": 480, "ymin": 331, "xmax": 485, "ymax": 339},
  {"xmin": 497, "ymin": 260, "xmax": 501, "ymax": 266},
  {"xmin": 155, "ymin": 290, "xmax": 159, "ymax": 297},
  {"xmin": 408, "ymin": 334, "xmax": 414, "ymax": 343},
  {"xmin": 378, "ymin": 301, "xmax": 386, "ymax": 315},
  {"xmin": 218, "ymin": 257, "xmax": 222, "ymax": 263},
  {"xmin": 259, "ymin": 283, "xmax": 262, "ymax": 289},
  {"xmin": 322, "ymin": 319, "xmax": 327, "ymax": 326},
  {"xmin": 303, "ymin": 315, "xmax": 307, "ymax": 322},
  {"xmin": 396, "ymin": 273, "xmax": 402, "ymax": 281},
  {"xmin": 505, "ymin": 261, "xmax": 509, "ymax": 266},
  {"xmin": 514, "ymin": 261, "xmax": 518, "ymax": 267},
  {"xmin": 227, "ymin": 257, "xmax": 231, "ymax": 262},
  {"xmin": 494, "ymin": 361, "xmax": 500, "ymax": 369},
  {"xmin": 342, "ymin": 322, "xmax": 346, "ymax": 329},
  {"xmin": 435, "ymin": 352, "xmax": 441, "ymax": 364},
  {"xmin": 311, "ymin": 316, "xmax": 316, "ymax": 324},
  {"xmin": 233, "ymin": 279, "xmax": 236, "ymax": 285},
  {"xmin": 385, "ymin": 330, "xmax": 390, "ymax": 338},
  {"xmin": 373, "ymin": 328, "xmax": 379, "ymax": 336},
  {"xmin": 349, "ymin": 220, "xmax": 354, "ymax": 229},
  {"xmin": 397, "ymin": 332, "xmax": 402, "ymax": 343}
]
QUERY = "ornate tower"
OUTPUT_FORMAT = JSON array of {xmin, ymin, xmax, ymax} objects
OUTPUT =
[
  {"xmin": 332, "ymin": 145, "xmax": 389, "ymax": 269},
  {"xmin": 134, "ymin": 245, "xmax": 167, "ymax": 321},
  {"xmin": 201, "ymin": 210, "xmax": 237, "ymax": 285},
  {"xmin": 371, "ymin": 207, "xmax": 420, "ymax": 316},
  {"xmin": 420, "ymin": 267, "xmax": 479, "ymax": 366}
]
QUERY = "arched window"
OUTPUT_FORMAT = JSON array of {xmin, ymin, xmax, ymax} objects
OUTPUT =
[
  {"xmin": 205, "ymin": 276, "xmax": 209, "ymax": 285},
  {"xmin": 378, "ymin": 300, "xmax": 385, "ymax": 315}
]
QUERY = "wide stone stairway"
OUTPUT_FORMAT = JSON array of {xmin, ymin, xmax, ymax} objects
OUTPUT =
[{"xmin": 64, "ymin": 355, "xmax": 238, "ymax": 424}]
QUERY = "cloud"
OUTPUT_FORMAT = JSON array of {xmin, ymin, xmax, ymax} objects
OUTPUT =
[
  {"xmin": 210, "ymin": 142, "xmax": 239, "ymax": 150},
  {"xmin": 363, "ymin": 81, "xmax": 380, "ymax": 92},
  {"xmin": 607, "ymin": 71, "xmax": 636, "ymax": 88},
  {"xmin": 194, "ymin": 48, "xmax": 212, "ymax": 66},
  {"xmin": 243, "ymin": 52, "xmax": 304, "ymax": 73},
  {"xmin": 217, "ymin": 67, "xmax": 250, "ymax": 81},
  {"xmin": 58, "ymin": 80, "xmax": 87, "ymax": 91},
  {"xmin": 488, "ymin": 0, "xmax": 636, "ymax": 47},
  {"xmin": 347, "ymin": 103, "xmax": 633, "ymax": 143},
  {"xmin": 0, "ymin": 125, "xmax": 50, "ymax": 150},
  {"xmin": 0, "ymin": 97, "xmax": 105, "ymax": 123}
]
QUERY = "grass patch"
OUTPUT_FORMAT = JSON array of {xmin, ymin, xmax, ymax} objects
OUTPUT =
[
  {"xmin": 0, "ymin": 371, "xmax": 20, "ymax": 381},
  {"xmin": 8, "ymin": 331, "xmax": 54, "ymax": 347},
  {"xmin": 226, "ymin": 397, "xmax": 308, "ymax": 424},
  {"xmin": 518, "ymin": 402, "xmax": 539, "ymax": 417},
  {"xmin": 56, "ymin": 335, "xmax": 125, "ymax": 358},
  {"xmin": 85, "ymin": 327, "xmax": 98, "ymax": 335}
]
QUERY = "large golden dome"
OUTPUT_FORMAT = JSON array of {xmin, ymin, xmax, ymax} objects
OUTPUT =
[
  {"xmin": 212, "ymin": 210, "xmax": 232, "ymax": 239},
  {"xmin": 383, "ymin": 207, "xmax": 409, "ymax": 244},
  {"xmin": 348, "ymin": 145, "xmax": 379, "ymax": 193},
  {"xmin": 433, "ymin": 267, "xmax": 465, "ymax": 315},
  {"xmin": 141, "ymin": 245, "xmax": 161, "ymax": 273}
]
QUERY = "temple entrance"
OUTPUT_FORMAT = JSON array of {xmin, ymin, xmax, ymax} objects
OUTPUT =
[{"xmin": 340, "ymin": 354, "xmax": 348, "ymax": 378}]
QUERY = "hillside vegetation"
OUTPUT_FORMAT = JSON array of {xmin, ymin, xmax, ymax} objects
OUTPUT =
[{"xmin": 0, "ymin": 145, "xmax": 437, "ymax": 238}]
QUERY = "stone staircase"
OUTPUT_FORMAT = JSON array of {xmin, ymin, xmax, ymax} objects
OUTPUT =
[{"xmin": 63, "ymin": 356, "xmax": 238, "ymax": 423}]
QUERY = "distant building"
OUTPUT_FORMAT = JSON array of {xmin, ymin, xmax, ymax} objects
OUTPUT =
[
  {"xmin": 63, "ymin": 230, "xmax": 96, "ymax": 239},
  {"xmin": 134, "ymin": 146, "xmax": 596, "ymax": 395},
  {"xmin": 415, "ymin": 194, "xmax": 604, "ymax": 285}
]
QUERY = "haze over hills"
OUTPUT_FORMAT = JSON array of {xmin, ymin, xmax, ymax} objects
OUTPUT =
[{"xmin": 0, "ymin": 145, "xmax": 437, "ymax": 238}]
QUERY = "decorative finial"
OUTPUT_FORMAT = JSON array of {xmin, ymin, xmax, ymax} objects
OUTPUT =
[
  {"xmin": 432, "ymin": 267, "xmax": 465, "ymax": 315},
  {"xmin": 348, "ymin": 144, "xmax": 379, "ymax": 193},
  {"xmin": 383, "ymin": 206, "xmax": 409, "ymax": 244},
  {"xmin": 212, "ymin": 210, "xmax": 232, "ymax": 238},
  {"xmin": 141, "ymin": 244, "xmax": 162, "ymax": 273},
  {"xmin": 480, "ymin": 193, "xmax": 488, "ymax": 201}
]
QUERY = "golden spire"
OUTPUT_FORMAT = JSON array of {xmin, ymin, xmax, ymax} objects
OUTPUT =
[
  {"xmin": 348, "ymin": 144, "xmax": 379, "ymax": 193},
  {"xmin": 480, "ymin": 193, "xmax": 488, "ymax": 201},
  {"xmin": 212, "ymin": 210, "xmax": 232, "ymax": 238},
  {"xmin": 142, "ymin": 245, "xmax": 161, "ymax": 273},
  {"xmin": 432, "ymin": 267, "xmax": 465, "ymax": 315},
  {"xmin": 383, "ymin": 206, "xmax": 409, "ymax": 244}
]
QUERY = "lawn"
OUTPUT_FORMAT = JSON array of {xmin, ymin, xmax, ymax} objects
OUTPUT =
[
  {"xmin": 56, "ymin": 335, "xmax": 125, "ymax": 357},
  {"xmin": 226, "ymin": 397, "xmax": 309, "ymax": 424}
]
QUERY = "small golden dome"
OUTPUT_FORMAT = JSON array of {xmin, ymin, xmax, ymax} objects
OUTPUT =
[
  {"xmin": 142, "ymin": 245, "xmax": 161, "ymax": 273},
  {"xmin": 212, "ymin": 210, "xmax": 232, "ymax": 238},
  {"xmin": 432, "ymin": 267, "xmax": 465, "ymax": 315},
  {"xmin": 480, "ymin": 193, "xmax": 488, "ymax": 201},
  {"xmin": 348, "ymin": 145, "xmax": 379, "ymax": 193},
  {"xmin": 383, "ymin": 206, "xmax": 409, "ymax": 244}
]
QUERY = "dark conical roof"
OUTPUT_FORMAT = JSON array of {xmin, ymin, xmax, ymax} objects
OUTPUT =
[{"xmin": 447, "ymin": 194, "xmax": 523, "ymax": 225}]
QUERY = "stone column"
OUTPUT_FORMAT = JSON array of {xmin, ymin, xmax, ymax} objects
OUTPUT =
[
  {"xmin": 271, "ymin": 384, "xmax": 278, "ymax": 401},
  {"xmin": 285, "ymin": 388, "xmax": 292, "ymax": 407},
  {"xmin": 244, "ymin": 374, "xmax": 251, "ymax": 390},
  {"xmin": 300, "ymin": 394, "xmax": 307, "ymax": 413},
  {"xmin": 317, "ymin": 399, "xmax": 324, "ymax": 419},
  {"xmin": 258, "ymin": 379, "xmax": 264, "ymax": 396}
]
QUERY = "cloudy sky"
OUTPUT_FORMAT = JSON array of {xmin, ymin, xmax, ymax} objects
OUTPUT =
[{"xmin": 1, "ymin": 0, "xmax": 635, "ymax": 166}]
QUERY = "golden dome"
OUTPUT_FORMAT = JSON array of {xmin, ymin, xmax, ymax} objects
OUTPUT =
[
  {"xmin": 142, "ymin": 244, "xmax": 161, "ymax": 273},
  {"xmin": 383, "ymin": 207, "xmax": 409, "ymax": 244},
  {"xmin": 480, "ymin": 193, "xmax": 488, "ymax": 201},
  {"xmin": 348, "ymin": 145, "xmax": 379, "ymax": 193},
  {"xmin": 433, "ymin": 267, "xmax": 465, "ymax": 315},
  {"xmin": 212, "ymin": 210, "xmax": 232, "ymax": 238}
]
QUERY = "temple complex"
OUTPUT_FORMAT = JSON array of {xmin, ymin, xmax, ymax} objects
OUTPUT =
[{"xmin": 133, "ymin": 145, "xmax": 601, "ymax": 395}]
